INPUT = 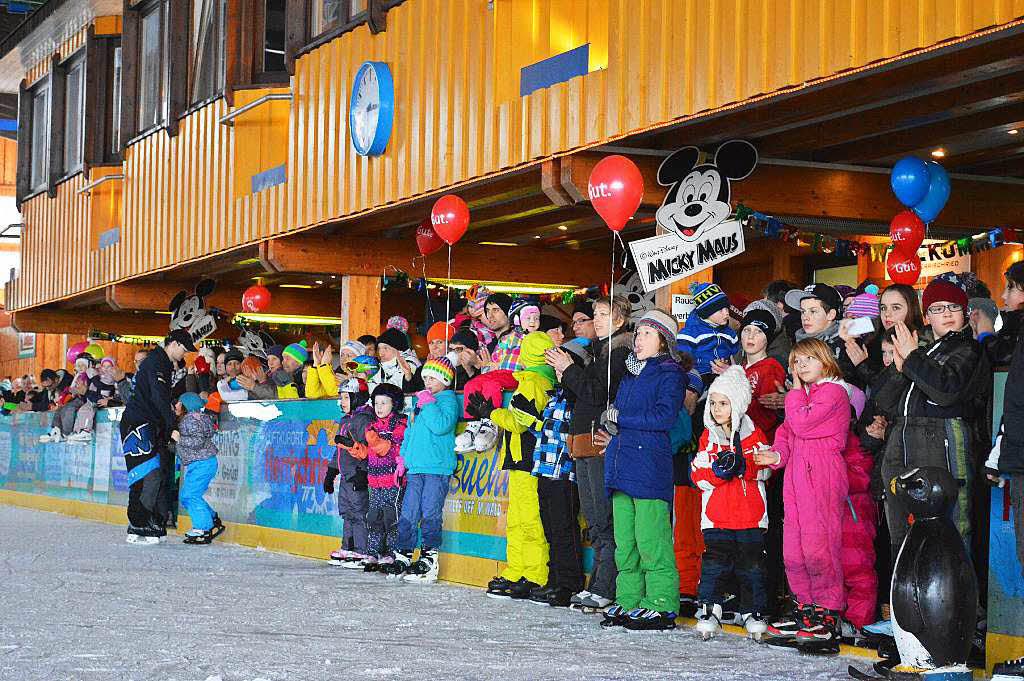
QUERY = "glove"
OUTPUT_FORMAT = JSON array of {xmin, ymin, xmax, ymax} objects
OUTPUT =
[
  {"xmin": 711, "ymin": 450, "xmax": 745, "ymax": 481},
  {"xmin": 600, "ymin": 407, "xmax": 619, "ymax": 436},
  {"xmin": 416, "ymin": 389, "xmax": 435, "ymax": 407},
  {"xmin": 323, "ymin": 466, "xmax": 339, "ymax": 494},
  {"xmin": 467, "ymin": 391, "xmax": 494, "ymax": 420},
  {"xmin": 349, "ymin": 467, "xmax": 369, "ymax": 491},
  {"xmin": 393, "ymin": 456, "xmax": 407, "ymax": 487},
  {"xmin": 335, "ymin": 431, "xmax": 355, "ymax": 448}
]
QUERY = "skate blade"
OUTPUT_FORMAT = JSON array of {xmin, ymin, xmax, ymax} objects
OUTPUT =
[
  {"xmin": 485, "ymin": 592, "xmax": 512, "ymax": 600},
  {"xmin": 402, "ymin": 575, "xmax": 437, "ymax": 584}
]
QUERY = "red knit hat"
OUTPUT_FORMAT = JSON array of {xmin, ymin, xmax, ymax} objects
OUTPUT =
[{"xmin": 922, "ymin": 278, "xmax": 968, "ymax": 311}]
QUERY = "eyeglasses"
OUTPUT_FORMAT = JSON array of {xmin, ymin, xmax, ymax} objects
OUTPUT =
[
  {"xmin": 571, "ymin": 317, "xmax": 592, "ymax": 327},
  {"xmin": 927, "ymin": 303, "xmax": 963, "ymax": 315}
]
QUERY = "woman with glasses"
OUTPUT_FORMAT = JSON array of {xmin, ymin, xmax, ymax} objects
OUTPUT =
[{"xmin": 879, "ymin": 277, "xmax": 990, "ymax": 561}]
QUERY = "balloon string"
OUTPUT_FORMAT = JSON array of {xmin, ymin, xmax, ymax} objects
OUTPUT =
[
  {"xmin": 445, "ymin": 245, "xmax": 452, "ymax": 354},
  {"xmin": 607, "ymin": 231, "xmax": 615, "ymax": 413}
]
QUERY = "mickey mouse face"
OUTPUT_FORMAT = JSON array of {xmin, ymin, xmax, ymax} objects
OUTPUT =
[
  {"xmin": 614, "ymin": 271, "xmax": 657, "ymax": 322},
  {"xmin": 170, "ymin": 295, "xmax": 203, "ymax": 331},
  {"xmin": 168, "ymin": 279, "xmax": 217, "ymax": 340}
]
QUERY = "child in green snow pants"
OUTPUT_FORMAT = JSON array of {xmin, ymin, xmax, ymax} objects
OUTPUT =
[{"xmin": 612, "ymin": 492, "xmax": 679, "ymax": 612}]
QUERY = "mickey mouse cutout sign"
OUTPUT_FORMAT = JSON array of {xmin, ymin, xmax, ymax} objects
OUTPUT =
[
  {"xmin": 628, "ymin": 140, "xmax": 757, "ymax": 293},
  {"xmin": 168, "ymin": 279, "xmax": 218, "ymax": 344}
]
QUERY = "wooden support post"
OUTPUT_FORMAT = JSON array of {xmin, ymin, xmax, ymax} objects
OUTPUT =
[{"xmin": 339, "ymin": 275, "xmax": 381, "ymax": 341}]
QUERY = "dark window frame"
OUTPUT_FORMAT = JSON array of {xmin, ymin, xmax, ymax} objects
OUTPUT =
[
  {"xmin": 249, "ymin": 0, "xmax": 289, "ymax": 85},
  {"xmin": 55, "ymin": 48, "xmax": 87, "ymax": 181},
  {"xmin": 16, "ymin": 72, "xmax": 53, "ymax": 203},
  {"xmin": 185, "ymin": 0, "xmax": 227, "ymax": 109},
  {"xmin": 84, "ymin": 29, "xmax": 124, "ymax": 168},
  {"xmin": 134, "ymin": 0, "xmax": 169, "ymax": 138},
  {"xmin": 289, "ymin": 0, "xmax": 397, "ymax": 65}
]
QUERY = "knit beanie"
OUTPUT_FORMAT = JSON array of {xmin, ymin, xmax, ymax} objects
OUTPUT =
[
  {"xmin": 744, "ymin": 299, "xmax": 783, "ymax": 327},
  {"xmin": 538, "ymin": 314, "xmax": 564, "ymax": 332},
  {"xmin": 922, "ymin": 278, "xmax": 968, "ymax": 311},
  {"xmin": 450, "ymin": 328, "xmax": 480, "ymax": 352},
  {"xmin": 572, "ymin": 300, "xmax": 595, "ymax": 320},
  {"xmin": 339, "ymin": 377, "xmax": 370, "ymax": 410},
  {"xmin": 339, "ymin": 340, "xmax": 367, "ymax": 357},
  {"xmin": 427, "ymin": 322, "xmax": 455, "ymax": 344},
  {"xmin": 179, "ymin": 392, "xmax": 205, "ymax": 414},
  {"xmin": 386, "ymin": 315, "xmax": 410, "ymax": 333},
  {"xmin": 519, "ymin": 331, "xmax": 555, "ymax": 368},
  {"xmin": 969, "ymin": 297, "xmax": 999, "ymax": 324},
  {"xmin": 469, "ymin": 286, "xmax": 492, "ymax": 316},
  {"xmin": 265, "ymin": 344, "xmax": 284, "ymax": 361},
  {"xmin": 691, "ymin": 282, "xmax": 730, "ymax": 319},
  {"xmin": 739, "ymin": 308, "xmax": 777, "ymax": 342},
  {"xmin": 377, "ymin": 328, "xmax": 410, "ymax": 352},
  {"xmin": 703, "ymin": 365, "xmax": 752, "ymax": 439},
  {"xmin": 846, "ymin": 284, "xmax": 880, "ymax": 319},
  {"xmin": 224, "ymin": 348, "xmax": 244, "ymax": 364},
  {"xmin": 421, "ymin": 356, "xmax": 455, "ymax": 387},
  {"xmin": 282, "ymin": 341, "xmax": 308, "ymax": 364},
  {"xmin": 484, "ymin": 292, "xmax": 514, "ymax": 318},
  {"xmin": 371, "ymin": 382, "xmax": 404, "ymax": 410},
  {"xmin": 635, "ymin": 309, "xmax": 679, "ymax": 349}
]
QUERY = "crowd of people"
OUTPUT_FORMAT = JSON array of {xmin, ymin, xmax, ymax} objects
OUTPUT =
[{"xmin": 12, "ymin": 264, "xmax": 1024, "ymax": 651}]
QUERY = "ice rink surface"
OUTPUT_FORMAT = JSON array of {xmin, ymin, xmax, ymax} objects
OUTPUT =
[{"xmin": 1, "ymin": 504, "xmax": 863, "ymax": 681}]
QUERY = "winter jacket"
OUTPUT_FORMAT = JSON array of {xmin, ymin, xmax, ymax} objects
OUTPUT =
[
  {"xmin": 744, "ymin": 356, "xmax": 786, "ymax": 440},
  {"xmin": 330, "ymin": 404, "xmax": 374, "ymax": 488},
  {"xmin": 217, "ymin": 378, "xmax": 249, "ymax": 402},
  {"xmin": 85, "ymin": 375, "xmax": 121, "ymax": 406},
  {"xmin": 604, "ymin": 354, "xmax": 686, "ymax": 504},
  {"xmin": 122, "ymin": 345, "xmax": 176, "ymax": 437},
  {"xmin": 772, "ymin": 381, "xmax": 851, "ymax": 470},
  {"xmin": 364, "ymin": 413, "xmax": 407, "ymax": 489},
  {"xmin": 399, "ymin": 390, "xmax": 459, "ymax": 476},
  {"xmin": 560, "ymin": 328, "xmax": 633, "ymax": 437},
  {"xmin": 677, "ymin": 315, "xmax": 739, "ymax": 378},
  {"xmin": 246, "ymin": 378, "xmax": 278, "ymax": 401},
  {"xmin": 981, "ymin": 310, "xmax": 1024, "ymax": 474},
  {"xmin": 691, "ymin": 418, "xmax": 771, "ymax": 530},
  {"xmin": 530, "ymin": 386, "xmax": 575, "ymax": 481},
  {"xmin": 897, "ymin": 326, "xmax": 989, "ymax": 420},
  {"xmin": 176, "ymin": 411, "xmax": 218, "ymax": 466}
]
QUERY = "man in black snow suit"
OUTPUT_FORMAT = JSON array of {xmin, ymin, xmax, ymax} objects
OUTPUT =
[{"xmin": 120, "ymin": 329, "xmax": 196, "ymax": 544}]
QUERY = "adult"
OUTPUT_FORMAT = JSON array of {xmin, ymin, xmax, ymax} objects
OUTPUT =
[
  {"xmin": 406, "ymin": 323, "xmax": 455, "ymax": 392},
  {"xmin": 28, "ymin": 369, "xmax": 59, "ymax": 412},
  {"xmin": 448, "ymin": 328, "xmax": 481, "ymax": 390},
  {"xmin": 545, "ymin": 295, "xmax": 633, "ymax": 611},
  {"xmin": 572, "ymin": 301, "xmax": 597, "ymax": 341},
  {"xmin": 357, "ymin": 334, "xmax": 378, "ymax": 358},
  {"xmin": 375, "ymin": 328, "xmax": 420, "ymax": 390},
  {"xmin": 880, "ymin": 278, "xmax": 989, "ymax": 559},
  {"xmin": 120, "ymin": 329, "xmax": 196, "ymax": 543},
  {"xmin": 540, "ymin": 314, "xmax": 567, "ymax": 346}
]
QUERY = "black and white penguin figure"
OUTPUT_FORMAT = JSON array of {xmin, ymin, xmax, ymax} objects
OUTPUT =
[{"xmin": 890, "ymin": 467, "xmax": 978, "ymax": 671}]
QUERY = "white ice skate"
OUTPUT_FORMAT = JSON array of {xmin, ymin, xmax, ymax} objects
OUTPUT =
[
  {"xmin": 473, "ymin": 419, "xmax": 500, "ymax": 452},
  {"xmin": 454, "ymin": 421, "xmax": 481, "ymax": 453},
  {"xmin": 38, "ymin": 427, "xmax": 62, "ymax": 443},
  {"xmin": 695, "ymin": 603, "xmax": 723, "ymax": 640},
  {"xmin": 126, "ymin": 533, "xmax": 160, "ymax": 545},
  {"xmin": 329, "ymin": 549, "xmax": 352, "ymax": 566},
  {"xmin": 403, "ymin": 549, "xmax": 439, "ymax": 583},
  {"xmin": 742, "ymin": 612, "xmax": 768, "ymax": 641},
  {"xmin": 67, "ymin": 431, "xmax": 92, "ymax": 443}
]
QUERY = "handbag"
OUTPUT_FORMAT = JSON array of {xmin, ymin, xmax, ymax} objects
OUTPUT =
[{"xmin": 569, "ymin": 426, "xmax": 604, "ymax": 459}]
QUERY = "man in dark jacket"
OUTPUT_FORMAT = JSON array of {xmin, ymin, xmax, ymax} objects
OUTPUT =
[
  {"xmin": 120, "ymin": 329, "xmax": 195, "ymax": 544},
  {"xmin": 28, "ymin": 369, "xmax": 60, "ymax": 411}
]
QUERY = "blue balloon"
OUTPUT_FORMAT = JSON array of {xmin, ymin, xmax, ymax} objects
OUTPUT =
[
  {"xmin": 912, "ymin": 161, "xmax": 951, "ymax": 224},
  {"xmin": 890, "ymin": 156, "xmax": 931, "ymax": 208}
]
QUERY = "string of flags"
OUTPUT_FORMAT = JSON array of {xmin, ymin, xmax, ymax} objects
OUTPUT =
[{"xmin": 734, "ymin": 203, "xmax": 1017, "ymax": 262}]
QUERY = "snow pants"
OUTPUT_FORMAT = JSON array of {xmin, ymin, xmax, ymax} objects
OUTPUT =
[
  {"xmin": 121, "ymin": 421, "xmax": 166, "ymax": 532},
  {"xmin": 367, "ymin": 486, "xmax": 401, "ymax": 558},
  {"xmin": 697, "ymin": 528, "xmax": 768, "ymax": 614},
  {"xmin": 501, "ymin": 470, "xmax": 549, "ymax": 586},
  {"xmin": 782, "ymin": 453, "xmax": 848, "ymax": 611},
  {"xmin": 673, "ymin": 485, "xmax": 704, "ymax": 595},
  {"xmin": 613, "ymin": 492, "xmax": 679, "ymax": 613},
  {"xmin": 461, "ymin": 370, "xmax": 518, "ymax": 418},
  {"xmin": 577, "ymin": 455, "xmax": 616, "ymax": 599},
  {"xmin": 397, "ymin": 473, "xmax": 449, "ymax": 551},
  {"xmin": 337, "ymin": 480, "xmax": 369, "ymax": 555},
  {"xmin": 537, "ymin": 476, "xmax": 584, "ymax": 593},
  {"xmin": 842, "ymin": 492, "xmax": 878, "ymax": 628},
  {"xmin": 180, "ymin": 457, "xmax": 218, "ymax": 532},
  {"xmin": 73, "ymin": 401, "xmax": 96, "ymax": 434},
  {"xmin": 51, "ymin": 397, "xmax": 83, "ymax": 436}
]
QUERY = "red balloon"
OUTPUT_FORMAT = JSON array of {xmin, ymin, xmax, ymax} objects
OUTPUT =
[
  {"xmin": 889, "ymin": 211, "xmax": 925, "ymax": 257},
  {"xmin": 886, "ymin": 251, "xmax": 922, "ymax": 286},
  {"xmin": 588, "ymin": 155, "xmax": 644, "ymax": 232},
  {"xmin": 415, "ymin": 219, "xmax": 444, "ymax": 256},
  {"xmin": 430, "ymin": 195, "xmax": 470, "ymax": 246},
  {"xmin": 242, "ymin": 285, "xmax": 272, "ymax": 313}
]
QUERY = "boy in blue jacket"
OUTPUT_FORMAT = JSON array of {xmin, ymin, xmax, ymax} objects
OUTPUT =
[
  {"xmin": 677, "ymin": 282, "xmax": 740, "ymax": 393},
  {"xmin": 389, "ymin": 355, "xmax": 459, "ymax": 583}
]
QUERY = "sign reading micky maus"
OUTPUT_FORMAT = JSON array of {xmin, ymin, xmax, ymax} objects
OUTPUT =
[{"xmin": 628, "ymin": 140, "xmax": 758, "ymax": 293}]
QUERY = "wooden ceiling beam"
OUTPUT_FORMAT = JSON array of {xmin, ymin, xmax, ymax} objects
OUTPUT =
[
  {"xmin": 261, "ymin": 235, "xmax": 611, "ymax": 286},
  {"xmin": 12, "ymin": 308, "xmax": 172, "ymax": 336},
  {"xmin": 943, "ymin": 140, "xmax": 1024, "ymax": 170},
  {"xmin": 106, "ymin": 281, "xmax": 342, "ymax": 317}
]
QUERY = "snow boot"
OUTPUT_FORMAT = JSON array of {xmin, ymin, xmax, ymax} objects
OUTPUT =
[
  {"xmin": 624, "ymin": 608, "xmax": 677, "ymax": 632},
  {"xmin": 509, "ymin": 577, "xmax": 540, "ymax": 600},
  {"xmin": 695, "ymin": 603, "xmax": 724, "ymax": 640},
  {"xmin": 454, "ymin": 421, "xmax": 481, "ymax": 453},
  {"xmin": 403, "ymin": 549, "xmax": 439, "ymax": 583},
  {"xmin": 599, "ymin": 604, "xmax": 631, "ymax": 629},
  {"xmin": 765, "ymin": 602, "xmax": 814, "ymax": 641},
  {"xmin": 742, "ymin": 612, "xmax": 769, "ymax": 641},
  {"xmin": 793, "ymin": 606, "xmax": 841, "ymax": 654},
  {"xmin": 183, "ymin": 530, "xmax": 213, "ymax": 545},
  {"xmin": 473, "ymin": 419, "xmax": 500, "ymax": 452},
  {"xmin": 486, "ymin": 576, "xmax": 515, "ymax": 599},
  {"xmin": 993, "ymin": 657, "xmax": 1024, "ymax": 680}
]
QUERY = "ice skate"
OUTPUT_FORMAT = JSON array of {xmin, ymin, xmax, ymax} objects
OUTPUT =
[
  {"xmin": 545, "ymin": 587, "xmax": 574, "ymax": 608},
  {"xmin": 575, "ymin": 592, "xmax": 613, "ymax": 614},
  {"xmin": 473, "ymin": 419, "xmax": 500, "ymax": 452},
  {"xmin": 509, "ymin": 577, "xmax": 539, "ymax": 600},
  {"xmin": 360, "ymin": 556, "xmax": 380, "ymax": 572},
  {"xmin": 792, "ymin": 607, "xmax": 841, "ymax": 655},
  {"xmin": 568, "ymin": 589, "xmax": 591, "ymax": 612},
  {"xmin": 624, "ymin": 608, "xmax": 677, "ymax": 632},
  {"xmin": 183, "ymin": 530, "xmax": 213, "ymax": 545},
  {"xmin": 741, "ymin": 612, "xmax": 768, "ymax": 641},
  {"xmin": 328, "ymin": 549, "xmax": 353, "ymax": 565},
  {"xmin": 719, "ymin": 592, "xmax": 741, "ymax": 626},
  {"xmin": 39, "ymin": 427, "xmax": 62, "ymax": 443},
  {"xmin": 125, "ymin": 532, "xmax": 160, "ymax": 545},
  {"xmin": 66, "ymin": 430, "xmax": 92, "ymax": 443},
  {"xmin": 342, "ymin": 552, "xmax": 368, "ymax": 569},
  {"xmin": 527, "ymin": 584, "xmax": 555, "ymax": 605},
  {"xmin": 678, "ymin": 593, "xmax": 699, "ymax": 618},
  {"xmin": 993, "ymin": 657, "xmax": 1024, "ymax": 680},
  {"xmin": 765, "ymin": 603, "xmax": 813, "ymax": 642},
  {"xmin": 402, "ymin": 549, "xmax": 439, "ymax": 583},
  {"xmin": 599, "ymin": 604, "xmax": 631, "ymax": 629},
  {"xmin": 209, "ymin": 514, "xmax": 226, "ymax": 539},
  {"xmin": 485, "ymin": 575, "xmax": 514, "ymax": 599},
  {"xmin": 454, "ymin": 421, "xmax": 481, "ymax": 453},
  {"xmin": 383, "ymin": 550, "xmax": 412, "ymax": 579},
  {"xmin": 694, "ymin": 603, "xmax": 723, "ymax": 640}
]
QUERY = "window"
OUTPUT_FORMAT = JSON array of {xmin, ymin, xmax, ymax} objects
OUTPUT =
[
  {"xmin": 62, "ymin": 56, "xmax": 85, "ymax": 174},
  {"xmin": 29, "ymin": 84, "xmax": 49, "ymax": 192},
  {"xmin": 110, "ymin": 46, "xmax": 122, "ymax": 155},
  {"xmin": 137, "ymin": 1, "xmax": 167, "ymax": 132},
  {"xmin": 308, "ymin": 0, "xmax": 367, "ymax": 40},
  {"xmin": 258, "ymin": 0, "xmax": 287, "ymax": 76},
  {"xmin": 188, "ymin": 0, "xmax": 225, "ymax": 106}
]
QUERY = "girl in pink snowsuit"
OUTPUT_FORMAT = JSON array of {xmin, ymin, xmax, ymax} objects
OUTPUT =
[
  {"xmin": 756, "ymin": 338, "xmax": 850, "ymax": 643},
  {"xmin": 840, "ymin": 386, "xmax": 878, "ymax": 629}
]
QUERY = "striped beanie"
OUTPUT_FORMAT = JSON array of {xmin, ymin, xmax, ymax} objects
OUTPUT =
[
  {"xmin": 846, "ymin": 284, "xmax": 880, "ymax": 319},
  {"xmin": 635, "ymin": 309, "xmax": 678, "ymax": 348},
  {"xmin": 691, "ymin": 282, "xmax": 730, "ymax": 319},
  {"xmin": 421, "ymin": 356, "xmax": 455, "ymax": 387},
  {"xmin": 283, "ymin": 340, "xmax": 308, "ymax": 364}
]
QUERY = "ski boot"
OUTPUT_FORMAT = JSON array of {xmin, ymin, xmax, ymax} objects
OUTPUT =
[
  {"xmin": 741, "ymin": 612, "xmax": 768, "ymax": 641},
  {"xmin": 624, "ymin": 608, "xmax": 678, "ymax": 632},
  {"xmin": 485, "ymin": 576, "xmax": 514, "ymax": 599},
  {"xmin": 694, "ymin": 603, "xmax": 723, "ymax": 640},
  {"xmin": 403, "ymin": 549, "xmax": 439, "ymax": 584},
  {"xmin": 599, "ymin": 604, "xmax": 631, "ymax": 629},
  {"xmin": 793, "ymin": 606, "xmax": 841, "ymax": 655},
  {"xmin": 183, "ymin": 530, "xmax": 213, "ymax": 545}
]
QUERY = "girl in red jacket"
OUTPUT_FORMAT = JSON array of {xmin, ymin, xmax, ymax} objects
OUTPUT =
[{"xmin": 691, "ymin": 365, "xmax": 772, "ymax": 640}]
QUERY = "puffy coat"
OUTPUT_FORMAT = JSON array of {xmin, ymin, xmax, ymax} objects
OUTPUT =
[
  {"xmin": 605, "ymin": 354, "xmax": 686, "ymax": 504},
  {"xmin": 399, "ymin": 390, "xmax": 459, "ymax": 476},
  {"xmin": 982, "ymin": 310, "xmax": 1024, "ymax": 474},
  {"xmin": 365, "ymin": 413, "xmax": 407, "ymax": 489},
  {"xmin": 560, "ymin": 328, "xmax": 633, "ymax": 437},
  {"xmin": 691, "ymin": 418, "xmax": 771, "ymax": 530},
  {"xmin": 176, "ymin": 411, "xmax": 218, "ymax": 466},
  {"xmin": 677, "ymin": 315, "xmax": 739, "ymax": 377}
]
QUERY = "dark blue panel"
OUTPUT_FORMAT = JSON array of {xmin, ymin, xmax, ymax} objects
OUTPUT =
[
  {"xmin": 0, "ymin": 119, "xmax": 17, "ymax": 132},
  {"xmin": 250, "ymin": 163, "xmax": 287, "ymax": 194},
  {"xmin": 98, "ymin": 227, "xmax": 120, "ymax": 249},
  {"xmin": 519, "ymin": 44, "xmax": 589, "ymax": 97}
]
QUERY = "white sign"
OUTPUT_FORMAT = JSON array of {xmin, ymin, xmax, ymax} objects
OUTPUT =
[
  {"xmin": 885, "ymin": 241, "xmax": 971, "ymax": 281},
  {"xmin": 628, "ymin": 220, "xmax": 746, "ymax": 294},
  {"xmin": 672, "ymin": 295, "xmax": 695, "ymax": 323}
]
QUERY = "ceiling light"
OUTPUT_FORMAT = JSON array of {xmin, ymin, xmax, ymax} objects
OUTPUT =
[
  {"xmin": 314, "ymin": 280, "xmax": 323, "ymax": 284},
  {"xmin": 233, "ymin": 313, "xmax": 343, "ymax": 326},
  {"xmin": 1010, "ymin": 129, "xmax": 1020, "ymax": 135},
  {"xmin": 429, "ymin": 278, "xmax": 576, "ymax": 295},
  {"xmin": 931, "ymin": 148, "xmax": 946, "ymax": 158},
  {"xmin": 557, "ymin": 225, "xmax": 568, "ymax": 231},
  {"xmin": 534, "ymin": 235, "xmax": 542, "ymax": 239},
  {"xmin": 279, "ymin": 284, "xmax": 313, "ymax": 289},
  {"xmin": 478, "ymin": 241, "xmax": 518, "ymax": 247}
]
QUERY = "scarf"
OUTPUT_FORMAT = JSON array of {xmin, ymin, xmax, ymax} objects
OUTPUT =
[
  {"xmin": 523, "ymin": 364, "xmax": 556, "ymax": 384},
  {"xmin": 795, "ymin": 320, "xmax": 840, "ymax": 343},
  {"xmin": 626, "ymin": 352, "xmax": 657, "ymax": 376}
]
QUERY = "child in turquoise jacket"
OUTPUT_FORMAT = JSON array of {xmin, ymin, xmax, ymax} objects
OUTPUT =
[{"xmin": 390, "ymin": 356, "xmax": 460, "ymax": 582}]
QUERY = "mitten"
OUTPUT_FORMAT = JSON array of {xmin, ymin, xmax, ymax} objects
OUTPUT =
[
  {"xmin": 415, "ymin": 389, "xmax": 435, "ymax": 406},
  {"xmin": 711, "ymin": 450, "xmax": 745, "ymax": 481},
  {"xmin": 393, "ymin": 455, "xmax": 407, "ymax": 487},
  {"xmin": 467, "ymin": 391, "xmax": 493, "ymax": 420},
  {"xmin": 365, "ymin": 430, "xmax": 390, "ymax": 456},
  {"xmin": 349, "ymin": 467, "xmax": 369, "ymax": 491},
  {"xmin": 323, "ymin": 465, "xmax": 339, "ymax": 494},
  {"xmin": 599, "ymin": 407, "xmax": 619, "ymax": 436}
]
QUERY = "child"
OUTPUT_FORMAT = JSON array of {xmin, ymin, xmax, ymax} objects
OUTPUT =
[
  {"xmin": 677, "ymin": 283, "xmax": 740, "ymax": 392},
  {"xmin": 68, "ymin": 357, "xmax": 121, "ymax": 443},
  {"xmin": 389, "ymin": 356, "xmax": 460, "ymax": 582},
  {"xmin": 755, "ymin": 338, "xmax": 850, "ymax": 648},
  {"xmin": 324, "ymin": 378, "xmax": 373, "ymax": 567},
  {"xmin": 599, "ymin": 310, "xmax": 686, "ymax": 632},
  {"xmin": 691, "ymin": 366, "xmax": 772, "ymax": 639},
  {"xmin": 361, "ymin": 382, "xmax": 407, "ymax": 571},
  {"xmin": 739, "ymin": 309, "xmax": 787, "ymax": 441},
  {"xmin": 172, "ymin": 392, "xmax": 225, "ymax": 545},
  {"xmin": 840, "ymin": 385, "xmax": 878, "ymax": 632}
]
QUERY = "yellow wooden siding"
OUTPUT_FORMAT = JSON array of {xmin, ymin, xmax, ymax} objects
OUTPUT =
[{"xmin": 11, "ymin": 0, "xmax": 1024, "ymax": 309}]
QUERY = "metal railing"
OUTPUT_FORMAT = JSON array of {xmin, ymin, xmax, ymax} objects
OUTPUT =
[
  {"xmin": 218, "ymin": 93, "xmax": 292, "ymax": 127},
  {"xmin": 76, "ymin": 174, "xmax": 124, "ymax": 196}
]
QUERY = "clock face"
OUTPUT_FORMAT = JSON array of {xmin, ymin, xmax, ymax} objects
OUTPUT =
[{"xmin": 349, "ymin": 62, "xmax": 393, "ymax": 156}]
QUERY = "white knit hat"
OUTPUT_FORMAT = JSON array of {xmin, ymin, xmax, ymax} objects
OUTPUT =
[{"xmin": 703, "ymin": 365, "xmax": 753, "ymax": 443}]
